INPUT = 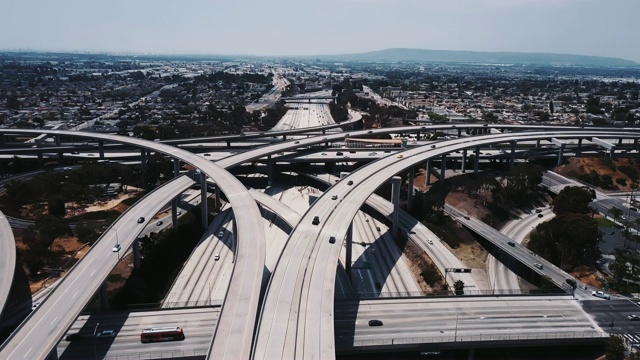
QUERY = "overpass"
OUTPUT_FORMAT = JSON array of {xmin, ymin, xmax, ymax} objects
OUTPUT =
[
  {"xmin": 253, "ymin": 130, "xmax": 640, "ymax": 360},
  {"xmin": 0, "ymin": 211, "xmax": 15, "ymax": 318}
]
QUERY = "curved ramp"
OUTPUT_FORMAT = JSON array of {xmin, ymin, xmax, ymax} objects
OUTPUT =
[{"xmin": 0, "ymin": 211, "xmax": 16, "ymax": 318}]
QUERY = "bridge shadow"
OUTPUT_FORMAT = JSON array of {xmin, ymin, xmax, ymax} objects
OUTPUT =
[
  {"xmin": 0, "ymin": 262, "xmax": 32, "ymax": 342},
  {"xmin": 58, "ymin": 310, "xmax": 129, "ymax": 360}
]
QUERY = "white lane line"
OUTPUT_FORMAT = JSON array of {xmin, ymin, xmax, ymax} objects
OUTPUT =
[
  {"xmin": 90, "ymin": 270, "xmax": 97, "ymax": 277},
  {"xmin": 22, "ymin": 348, "xmax": 32, "ymax": 358},
  {"xmin": 72, "ymin": 291, "xmax": 79, "ymax": 299},
  {"xmin": 51, "ymin": 316, "xmax": 58, "ymax": 325}
]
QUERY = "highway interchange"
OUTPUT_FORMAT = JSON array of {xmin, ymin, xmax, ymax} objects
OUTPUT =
[{"xmin": 1, "ymin": 98, "xmax": 640, "ymax": 359}]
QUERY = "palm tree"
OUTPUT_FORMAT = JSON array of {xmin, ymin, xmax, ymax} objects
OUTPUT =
[{"xmin": 610, "ymin": 207, "xmax": 623, "ymax": 223}]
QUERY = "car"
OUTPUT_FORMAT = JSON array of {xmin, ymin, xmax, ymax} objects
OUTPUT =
[
  {"xmin": 427, "ymin": 239, "xmax": 434, "ymax": 245},
  {"xmin": 430, "ymin": 145, "xmax": 436, "ymax": 148},
  {"xmin": 608, "ymin": 231, "xmax": 615, "ymax": 235},
  {"xmin": 632, "ymin": 207, "xmax": 639, "ymax": 212},
  {"xmin": 112, "ymin": 244, "xmax": 121, "ymax": 252},
  {"xmin": 336, "ymin": 152, "xmax": 343, "ymax": 156},
  {"xmin": 137, "ymin": 217, "xmax": 145, "ymax": 224},
  {"xmin": 71, "ymin": 151, "xmax": 79, "ymax": 155},
  {"xmin": 507, "ymin": 241, "xmax": 515, "ymax": 247},
  {"xmin": 463, "ymin": 216, "xmax": 470, "ymax": 220},
  {"xmin": 321, "ymin": 153, "xmax": 327, "ymax": 155},
  {"xmin": 534, "ymin": 263, "xmax": 543, "ymax": 270},
  {"xmin": 367, "ymin": 130, "xmax": 373, "ymax": 134},
  {"xmin": 329, "ymin": 236, "xmax": 336, "ymax": 244},
  {"xmin": 218, "ymin": 231, "xmax": 224, "ymax": 238},
  {"xmin": 31, "ymin": 302, "xmax": 40, "ymax": 311},
  {"xmin": 312, "ymin": 216, "xmax": 320, "ymax": 225},
  {"xmin": 294, "ymin": 141, "xmax": 299, "ymax": 144},
  {"xmin": 629, "ymin": 315, "xmax": 640, "ymax": 321},
  {"xmin": 566, "ymin": 278, "xmax": 577, "ymax": 288},
  {"xmin": 156, "ymin": 220, "xmax": 163, "ymax": 226},
  {"xmin": 397, "ymin": 154, "xmax": 404, "ymax": 159},
  {"xmin": 347, "ymin": 180, "xmax": 353, "ymax": 186},
  {"xmin": 331, "ymin": 195, "xmax": 338, "ymax": 200},
  {"xmin": 214, "ymin": 254, "xmax": 220, "ymax": 261},
  {"xmin": 65, "ymin": 333, "xmax": 82, "ymax": 341},
  {"xmin": 537, "ymin": 214, "xmax": 544, "ymax": 218},
  {"xmin": 368, "ymin": 320, "xmax": 383, "ymax": 326},
  {"xmin": 535, "ymin": 209, "xmax": 542, "ymax": 213},
  {"xmin": 592, "ymin": 291, "xmax": 611, "ymax": 299},
  {"xmin": 204, "ymin": 153, "xmax": 211, "ymax": 157},
  {"xmin": 376, "ymin": 227, "xmax": 381, "ymax": 232},
  {"xmin": 96, "ymin": 330, "xmax": 116, "ymax": 339}
]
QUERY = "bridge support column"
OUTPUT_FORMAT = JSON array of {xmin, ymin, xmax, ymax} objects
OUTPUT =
[
  {"xmin": 457, "ymin": 128, "xmax": 462, "ymax": 137},
  {"xmin": 283, "ymin": 135, "xmax": 287, "ymax": 141},
  {"xmin": 267, "ymin": 155, "xmax": 273, "ymax": 187},
  {"xmin": 576, "ymin": 138, "xmax": 583, "ymax": 156},
  {"xmin": 215, "ymin": 186, "xmax": 221, "ymax": 212},
  {"xmin": 200, "ymin": 172, "xmax": 208, "ymax": 229},
  {"xmin": 468, "ymin": 348, "xmax": 475, "ymax": 360},
  {"xmin": 416, "ymin": 131, "xmax": 420, "ymax": 141},
  {"xmin": 171, "ymin": 159, "xmax": 180, "ymax": 227},
  {"xmin": 474, "ymin": 147, "xmax": 480, "ymax": 174},
  {"xmin": 99, "ymin": 281, "xmax": 109, "ymax": 311},
  {"xmin": 425, "ymin": 160, "xmax": 431, "ymax": 186},
  {"xmin": 440, "ymin": 154, "xmax": 446, "ymax": 182},
  {"xmin": 226, "ymin": 140, "xmax": 231, "ymax": 147},
  {"xmin": 510, "ymin": 140, "xmax": 517, "ymax": 169},
  {"xmin": 54, "ymin": 135, "xmax": 63, "ymax": 159},
  {"xmin": 461, "ymin": 149, "xmax": 467, "ymax": 172},
  {"xmin": 37, "ymin": 152, "xmax": 43, "ymax": 165},
  {"xmin": 132, "ymin": 239, "xmax": 141, "ymax": 269},
  {"xmin": 140, "ymin": 150, "xmax": 147, "ymax": 187},
  {"xmin": 345, "ymin": 223, "xmax": 353, "ymax": 279},
  {"xmin": 536, "ymin": 139, "xmax": 540, "ymax": 148},
  {"xmin": 407, "ymin": 167, "xmax": 415, "ymax": 211},
  {"xmin": 322, "ymin": 129, "xmax": 326, "ymax": 135},
  {"xmin": 391, "ymin": 176, "xmax": 401, "ymax": 238},
  {"xmin": 98, "ymin": 140, "xmax": 105, "ymax": 159},
  {"xmin": 0, "ymin": 134, "xmax": 4, "ymax": 147},
  {"xmin": 557, "ymin": 145, "xmax": 565, "ymax": 166}
]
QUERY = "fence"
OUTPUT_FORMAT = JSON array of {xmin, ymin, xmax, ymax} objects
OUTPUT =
[
  {"xmin": 63, "ymin": 349, "xmax": 208, "ymax": 360},
  {"xmin": 336, "ymin": 288, "xmax": 569, "ymax": 300}
]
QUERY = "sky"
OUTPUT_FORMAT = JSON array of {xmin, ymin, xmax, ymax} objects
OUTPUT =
[{"xmin": 2, "ymin": 0, "xmax": 639, "ymax": 62}]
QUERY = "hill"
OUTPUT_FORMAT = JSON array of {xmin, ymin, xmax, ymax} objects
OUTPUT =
[{"xmin": 317, "ymin": 48, "xmax": 638, "ymax": 67}]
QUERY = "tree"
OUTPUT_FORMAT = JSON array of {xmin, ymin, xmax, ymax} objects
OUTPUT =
[
  {"xmin": 610, "ymin": 207, "xmax": 623, "ymax": 223},
  {"xmin": 6, "ymin": 95, "xmax": 21, "ymax": 110},
  {"xmin": 605, "ymin": 335, "xmax": 625, "ymax": 360},
  {"xmin": 48, "ymin": 197, "xmax": 66, "ymax": 217},
  {"xmin": 551, "ymin": 186, "xmax": 595, "ymax": 216},
  {"xmin": 34, "ymin": 214, "xmax": 72, "ymax": 242},
  {"xmin": 453, "ymin": 280, "xmax": 465, "ymax": 295}
]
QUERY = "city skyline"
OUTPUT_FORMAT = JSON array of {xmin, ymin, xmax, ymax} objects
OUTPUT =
[{"xmin": 2, "ymin": 0, "xmax": 640, "ymax": 62}]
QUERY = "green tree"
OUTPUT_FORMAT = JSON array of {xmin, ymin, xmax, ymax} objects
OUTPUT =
[
  {"xmin": 551, "ymin": 186, "xmax": 595, "ymax": 216},
  {"xmin": 48, "ymin": 196, "xmax": 66, "ymax": 217},
  {"xmin": 605, "ymin": 335, "xmax": 625, "ymax": 360},
  {"xmin": 453, "ymin": 280, "xmax": 465, "ymax": 295},
  {"xmin": 35, "ymin": 214, "xmax": 72, "ymax": 242},
  {"xmin": 610, "ymin": 207, "xmax": 623, "ymax": 223}
]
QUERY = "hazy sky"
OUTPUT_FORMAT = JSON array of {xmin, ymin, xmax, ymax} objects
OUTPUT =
[{"xmin": 2, "ymin": 0, "xmax": 639, "ymax": 62}]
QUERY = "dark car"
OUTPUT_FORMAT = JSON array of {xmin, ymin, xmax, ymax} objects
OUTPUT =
[
  {"xmin": 537, "ymin": 214, "xmax": 543, "ymax": 218},
  {"xmin": 507, "ymin": 241, "xmax": 515, "ymax": 247},
  {"xmin": 566, "ymin": 278, "xmax": 577, "ymax": 288},
  {"xmin": 65, "ymin": 333, "xmax": 82, "ymax": 342},
  {"xmin": 137, "ymin": 217, "xmax": 145, "ymax": 224},
  {"xmin": 312, "ymin": 216, "xmax": 320, "ymax": 225},
  {"xmin": 336, "ymin": 152, "xmax": 343, "ymax": 156},
  {"xmin": 329, "ymin": 236, "xmax": 336, "ymax": 244},
  {"xmin": 368, "ymin": 320, "xmax": 383, "ymax": 326},
  {"xmin": 347, "ymin": 180, "xmax": 354, "ymax": 186}
]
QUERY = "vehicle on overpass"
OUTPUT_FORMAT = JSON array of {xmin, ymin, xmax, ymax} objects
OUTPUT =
[
  {"xmin": 140, "ymin": 326, "xmax": 185, "ymax": 343},
  {"xmin": 592, "ymin": 290, "xmax": 611, "ymax": 299}
]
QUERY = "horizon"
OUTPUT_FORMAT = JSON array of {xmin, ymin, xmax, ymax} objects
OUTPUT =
[{"xmin": 2, "ymin": 0, "xmax": 639, "ymax": 62}]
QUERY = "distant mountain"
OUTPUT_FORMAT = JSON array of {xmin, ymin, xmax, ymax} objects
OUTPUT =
[{"xmin": 316, "ymin": 48, "xmax": 638, "ymax": 67}]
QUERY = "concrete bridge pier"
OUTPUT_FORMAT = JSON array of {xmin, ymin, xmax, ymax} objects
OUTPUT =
[
  {"xmin": 536, "ymin": 139, "xmax": 540, "ymax": 148},
  {"xmin": 576, "ymin": 138, "xmax": 583, "ymax": 155},
  {"xmin": 37, "ymin": 151, "xmax": 43, "ymax": 165},
  {"xmin": 140, "ymin": 150, "xmax": 147, "ymax": 186},
  {"xmin": 510, "ymin": 140, "xmax": 517, "ymax": 169},
  {"xmin": 416, "ymin": 131, "xmax": 420, "ymax": 141},
  {"xmin": 425, "ymin": 160, "xmax": 432, "ymax": 186},
  {"xmin": 407, "ymin": 167, "xmax": 415, "ymax": 211},
  {"xmin": 171, "ymin": 159, "xmax": 180, "ymax": 227},
  {"xmin": 98, "ymin": 140, "xmax": 105, "ymax": 159},
  {"xmin": 461, "ymin": 149, "xmax": 467, "ymax": 172},
  {"xmin": 200, "ymin": 171, "xmax": 208, "ymax": 229},
  {"xmin": 267, "ymin": 155, "xmax": 273, "ymax": 187},
  {"xmin": 557, "ymin": 145, "xmax": 565, "ymax": 166},
  {"xmin": 457, "ymin": 128, "xmax": 462, "ymax": 137},
  {"xmin": 391, "ymin": 176, "xmax": 401, "ymax": 238},
  {"xmin": 468, "ymin": 348, "xmax": 475, "ymax": 360},
  {"xmin": 474, "ymin": 147, "xmax": 480, "ymax": 174},
  {"xmin": 0, "ymin": 134, "xmax": 4, "ymax": 147},
  {"xmin": 345, "ymin": 223, "xmax": 353, "ymax": 279},
  {"xmin": 440, "ymin": 154, "xmax": 447, "ymax": 182},
  {"xmin": 99, "ymin": 281, "xmax": 109, "ymax": 311},
  {"xmin": 282, "ymin": 135, "xmax": 287, "ymax": 141},
  {"xmin": 214, "ymin": 186, "xmax": 221, "ymax": 212},
  {"xmin": 132, "ymin": 239, "xmax": 141, "ymax": 269},
  {"xmin": 226, "ymin": 140, "xmax": 231, "ymax": 147}
]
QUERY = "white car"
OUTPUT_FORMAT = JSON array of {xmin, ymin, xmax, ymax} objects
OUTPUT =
[
  {"xmin": 427, "ymin": 239, "xmax": 434, "ymax": 245},
  {"xmin": 592, "ymin": 291, "xmax": 611, "ymax": 299},
  {"xmin": 112, "ymin": 244, "xmax": 121, "ymax": 252},
  {"xmin": 214, "ymin": 254, "xmax": 220, "ymax": 261}
]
